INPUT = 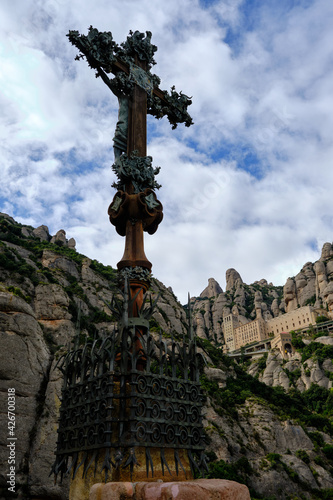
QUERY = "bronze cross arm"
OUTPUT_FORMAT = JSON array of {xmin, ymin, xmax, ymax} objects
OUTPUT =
[{"xmin": 67, "ymin": 28, "xmax": 194, "ymax": 130}]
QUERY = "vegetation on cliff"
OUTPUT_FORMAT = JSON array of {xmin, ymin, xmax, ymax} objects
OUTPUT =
[{"xmin": 0, "ymin": 214, "xmax": 332, "ymax": 500}]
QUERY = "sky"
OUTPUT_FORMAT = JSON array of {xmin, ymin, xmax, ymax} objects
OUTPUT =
[{"xmin": 1, "ymin": 0, "xmax": 333, "ymax": 303}]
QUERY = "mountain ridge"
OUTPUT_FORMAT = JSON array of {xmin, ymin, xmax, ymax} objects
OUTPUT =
[{"xmin": 0, "ymin": 213, "xmax": 332, "ymax": 499}]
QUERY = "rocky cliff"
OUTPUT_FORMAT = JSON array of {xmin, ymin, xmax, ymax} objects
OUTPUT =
[
  {"xmin": 0, "ymin": 214, "xmax": 332, "ymax": 500},
  {"xmin": 191, "ymin": 240, "xmax": 333, "ymax": 342}
]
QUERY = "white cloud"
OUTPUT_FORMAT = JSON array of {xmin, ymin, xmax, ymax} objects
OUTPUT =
[{"xmin": 0, "ymin": 0, "xmax": 333, "ymax": 303}]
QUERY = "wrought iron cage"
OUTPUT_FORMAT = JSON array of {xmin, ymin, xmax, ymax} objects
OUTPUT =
[{"xmin": 52, "ymin": 286, "xmax": 207, "ymax": 482}]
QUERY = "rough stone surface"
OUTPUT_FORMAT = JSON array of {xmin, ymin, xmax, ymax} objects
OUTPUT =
[
  {"xmin": 204, "ymin": 366, "xmax": 228, "ymax": 388},
  {"xmin": 1, "ymin": 215, "xmax": 333, "ymax": 500},
  {"xmin": 34, "ymin": 283, "xmax": 71, "ymax": 320},
  {"xmin": 50, "ymin": 229, "xmax": 67, "ymax": 246},
  {"xmin": 89, "ymin": 480, "xmax": 250, "ymax": 500},
  {"xmin": 0, "ymin": 290, "xmax": 36, "ymax": 317},
  {"xmin": 90, "ymin": 482, "xmax": 134, "ymax": 500},
  {"xmin": 42, "ymin": 250, "xmax": 80, "ymax": 279},
  {"xmin": 320, "ymin": 242, "xmax": 333, "ymax": 261},
  {"xmin": 200, "ymin": 278, "xmax": 223, "ymax": 298},
  {"xmin": 29, "ymin": 359, "xmax": 70, "ymax": 500},
  {"xmin": 225, "ymin": 268, "xmax": 243, "ymax": 291},
  {"xmin": 0, "ymin": 291, "xmax": 50, "ymax": 493},
  {"xmin": 284, "ymin": 278, "xmax": 297, "ymax": 312},
  {"xmin": 68, "ymin": 237, "xmax": 76, "ymax": 249},
  {"xmin": 261, "ymin": 352, "xmax": 290, "ymax": 390},
  {"xmin": 322, "ymin": 281, "xmax": 333, "ymax": 312},
  {"xmin": 32, "ymin": 224, "xmax": 50, "ymax": 241}
]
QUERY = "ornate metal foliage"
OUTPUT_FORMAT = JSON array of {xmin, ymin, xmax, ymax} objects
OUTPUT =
[
  {"xmin": 67, "ymin": 27, "xmax": 193, "ymax": 129},
  {"xmin": 111, "ymin": 152, "xmax": 161, "ymax": 193},
  {"xmin": 52, "ymin": 285, "xmax": 207, "ymax": 482}
]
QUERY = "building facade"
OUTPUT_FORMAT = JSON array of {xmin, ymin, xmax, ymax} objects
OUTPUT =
[
  {"xmin": 271, "ymin": 332, "xmax": 295, "ymax": 359},
  {"xmin": 265, "ymin": 306, "xmax": 316, "ymax": 336},
  {"xmin": 223, "ymin": 313, "xmax": 239, "ymax": 352},
  {"xmin": 234, "ymin": 317, "xmax": 268, "ymax": 350},
  {"xmin": 223, "ymin": 305, "xmax": 317, "ymax": 353}
]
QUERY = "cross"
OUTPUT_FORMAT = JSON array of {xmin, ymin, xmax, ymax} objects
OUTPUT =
[{"xmin": 67, "ymin": 28, "xmax": 193, "ymax": 289}]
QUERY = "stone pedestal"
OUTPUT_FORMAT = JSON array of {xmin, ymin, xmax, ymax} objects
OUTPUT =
[
  {"xmin": 69, "ymin": 448, "xmax": 192, "ymax": 500},
  {"xmin": 89, "ymin": 479, "xmax": 251, "ymax": 500}
]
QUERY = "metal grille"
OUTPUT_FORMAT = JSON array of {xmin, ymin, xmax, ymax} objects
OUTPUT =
[
  {"xmin": 52, "ymin": 288, "xmax": 207, "ymax": 481},
  {"xmin": 130, "ymin": 371, "xmax": 203, "ymax": 451}
]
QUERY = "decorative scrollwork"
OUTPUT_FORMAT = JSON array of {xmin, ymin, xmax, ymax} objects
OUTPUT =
[
  {"xmin": 190, "ymin": 406, "xmax": 200, "ymax": 423},
  {"xmin": 72, "ymin": 387, "xmax": 80, "ymax": 405},
  {"xmin": 190, "ymin": 385, "xmax": 199, "ymax": 402},
  {"xmin": 52, "ymin": 287, "xmax": 207, "ymax": 482},
  {"xmin": 137, "ymin": 375, "xmax": 148, "ymax": 393},
  {"xmin": 179, "ymin": 426, "xmax": 189, "ymax": 445},
  {"xmin": 191, "ymin": 428, "xmax": 202, "ymax": 446},
  {"xmin": 165, "ymin": 425, "xmax": 176, "ymax": 444},
  {"xmin": 135, "ymin": 399, "xmax": 146, "ymax": 418},
  {"xmin": 151, "ymin": 402, "xmax": 161, "ymax": 419},
  {"xmin": 136, "ymin": 422, "xmax": 147, "ymax": 442},
  {"xmin": 177, "ymin": 383, "xmax": 186, "ymax": 400},
  {"xmin": 165, "ymin": 403, "xmax": 174, "ymax": 421},
  {"xmin": 151, "ymin": 423, "xmax": 162, "ymax": 443},
  {"xmin": 97, "ymin": 424, "xmax": 106, "ymax": 444},
  {"xmin": 77, "ymin": 429, "xmax": 85, "ymax": 447},
  {"xmin": 178, "ymin": 405, "xmax": 187, "ymax": 422},
  {"xmin": 165, "ymin": 381, "xmax": 174, "ymax": 398},
  {"xmin": 151, "ymin": 378, "xmax": 162, "ymax": 396},
  {"xmin": 100, "ymin": 377, "xmax": 109, "ymax": 395},
  {"xmin": 99, "ymin": 400, "xmax": 107, "ymax": 419},
  {"xmin": 87, "ymin": 427, "xmax": 95, "ymax": 446}
]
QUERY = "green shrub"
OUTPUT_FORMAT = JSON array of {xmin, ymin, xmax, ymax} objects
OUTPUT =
[
  {"xmin": 321, "ymin": 489, "xmax": 333, "ymax": 500},
  {"xmin": 291, "ymin": 330, "xmax": 305, "ymax": 349},
  {"xmin": 196, "ymin": 337, "xmax": 232, "ymax": 367},
  {"xmin": 305, "ymin": 295, "xmax": 316, "ymax": 306},
  {"xmin": 266, "ymin": 453, "xmax": 281, "ymax": 468},
  {"xmin": 316, "ymin": 315, "xmax": 329, "ymax": 324},
  {"xmin": 90, "ymin": 259, "xmax": 117, "ymax": 282},
  {"xmin": 308, "ymin": 431, "xmax": 325, "ymax": 448},
  {"xmin": 323, "ymin": 445, "xmax": 333, "ymax": 460},
  {"xmin": 7, "ymin": 286, "xmax": 31, "ymax": 303},
  {"xmin": 301, "ymin": 342, "xmax": 333, "ymax": 364},
  {"xmin": 314, "ymin": 455, "xmax": 325, "ymax": 467},
  {"xmin": 149, "ymin": 317, "xmax": 160, "ymax": 332},
  {"xmin": 296, "ymin": 449, "xmax": 310, "ymax": 464},
  {"xmin": 302, "ymin": 384, "xmax": 331, "ymax": 415},
  {"xmin": 204, "ymin": 456, "xmax": 252, "ymax": 483},
  {"xmin": 256, "ymin": 353, "xmax": 268, "ymax": 371}
]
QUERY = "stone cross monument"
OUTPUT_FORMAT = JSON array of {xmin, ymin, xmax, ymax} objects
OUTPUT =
[{"xmin": 52, "ymin": 28, "xmax": 207, "ymax": 499}]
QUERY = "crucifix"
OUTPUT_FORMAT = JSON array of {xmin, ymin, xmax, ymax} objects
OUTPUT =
[
  {"xmin": 53, "ymin": 29, "xmax": 206, "ymax": 493},
  {"xmin": 68, "ymin": 28, "xmax": 193, "ymax": 299}
]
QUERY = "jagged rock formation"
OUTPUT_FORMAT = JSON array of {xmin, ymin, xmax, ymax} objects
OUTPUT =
[
  {"xmin": 192, "ymin": 241, "xmax": 333, "ymax": 345},
  {"xmin": 0, "ymin": 213, "xmax": 76, "ymax": 250},
  {"xmin": 202, "ymin": 346, "xmax": 333, "ymax": 499},
  {"xmin": 200, "ymin": 277, "xmax": 223, "ymax": 299},
  {"xmin": 225, "ymin": 268, "xmax": 243, "ymax": 291},
  {"xmin": 191, "ymin": 272, "xmax": 283, "ymax": 343},
  {"xmin": 283, "ymin": 245, "xmax": 333, "ymax": 313},
  {"xmin": 0, "ymin": 214, "xmax": 332, "ymax": 499},
  {"xmin": 247, "ymin": 343, "xmax": 333, "ymax": 394}
]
